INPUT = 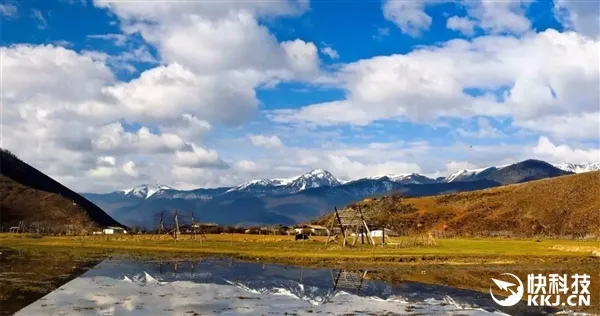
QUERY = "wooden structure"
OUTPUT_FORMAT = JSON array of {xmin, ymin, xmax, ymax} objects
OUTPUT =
[
  {"xmin": 152, "ymin": 210, "xmax": 188, "ymax": 241},
  {"xmin": 188, "ymin": 211, "xmax": 207, "ymax": 243},
  {"xmin": 327, "ymin": 205, "xmax": 378, "ymax": 246},
  {"xmin": 331, "ymin": 269, "xmax": 369, "ymax": 295},
  {"xmin": 9, "ymin": 221, "xmax": 25, "ymax": 233},
  {"xmin": 294, "ymin": 224, "xmax": 329, "ymax": 236}
]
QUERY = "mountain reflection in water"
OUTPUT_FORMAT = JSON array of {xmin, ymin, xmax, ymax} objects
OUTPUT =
[{"xmin": 16, "ymin": 259, "xmax": 555, "ymax": 316}]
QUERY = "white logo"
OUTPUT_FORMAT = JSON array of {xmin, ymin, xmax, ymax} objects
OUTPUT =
[{"xmin": 490, "ymin": 273, "xmax": 524, "ymax": 307}]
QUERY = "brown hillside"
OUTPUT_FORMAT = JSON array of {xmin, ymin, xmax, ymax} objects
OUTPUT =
[
  {"xmin": 314, "ymin": 171, "xmax": 600, "ymax": 238},
  {"xmin": 0, "ymin": 149, "xmax": 122, "ymax": 233}
]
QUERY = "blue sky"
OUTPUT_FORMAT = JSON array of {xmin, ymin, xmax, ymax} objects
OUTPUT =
[{"xmin": 1, "ymin": 0, "xmax": 599, "ymax": 192}]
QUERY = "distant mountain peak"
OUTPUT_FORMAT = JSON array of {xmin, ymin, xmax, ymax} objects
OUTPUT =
[
  {"xmin": 364, "ymin": 173, "xmax": 435, "ymax": 185},
  {"xmin": 228, "ymin": 169, "xmax": 341, "ymax": 194},
  {"xmin": 122, "ymin": 184, "xmax": 173, "ymax": 199}
]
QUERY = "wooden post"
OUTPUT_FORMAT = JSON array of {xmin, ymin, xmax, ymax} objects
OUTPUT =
[
  {"xmin": 358, "ymin": 205, "xmax": 375, "ymax": 246},
  {"xmin": 325, "ymin": 216, "xmax": 335, "ymax": 245},
  {"xmin": 174, "ymin": 210, "xmax": 180, "ymax": 241},
  {"xmin": 361, "ymin": 226, "xmax": 365, "ymax": 244},
  {"xmin": 334, "ymin": 207, "xmax": 346, "ymax": 246},
  {"xmin": 381, "ymin": 226, "xmax": 385, "ymax": 248}
]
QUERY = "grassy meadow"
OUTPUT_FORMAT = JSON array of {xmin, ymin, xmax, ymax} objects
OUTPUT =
[{"xmin": 1, "ymin": 233, "xmax": 598, "ymax": 266}]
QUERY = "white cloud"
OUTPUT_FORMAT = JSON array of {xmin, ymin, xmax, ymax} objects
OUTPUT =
[
  {"xmin": 554, "ymin": 0, "xmax": 600, "ymax": 39},
  {"xmin": 163, "ymin": 114, "xmax": 212, "ymax": 143},
  {"xmin": 455, "ymin": 117, "xmax": 504, "ymax": 138},
  {"xmin": 0, "ymin": 3, "xmax": 17, "ymax": 17},
  {"xmin": 2, "ymin": 45, "xmax": 114, "ymax": 103},
  {"xmin": 2, "ymin": 0, "xmax": 322, "ymax": 192},
  {"xmin": 516, "ymin": 112, "xmax": 600, "ymax": 141},
  {"xmin": 382, "ymin": 0, "xmax": 432, "ymax": 37},
  {"xmin": 270, "ymin": 29, "xmax": 600, "ymax": 141},
  {"xmin": 384, "ymin": 0, "xmax": 532, "ymax": 36},
  {"xmin": 173, "ymin": 145, "xmax": 228, "ymax": 169},
  {"xmin": 91, "ymin": 124, "xmax": 187, "ymax": 154},
  {"xmin": 87, "ymin": 166, "xmax": 117, "ymax": 178},
  {"xmin": 97, "ymin": 156, "xmax": 116, "ymax": 166},
  {"xmin": 463, "ymin": 0, "xmax": 532, "ymax": 35},
  {"xmin": 30, "ymin": 9, "xmax": 47, "ymax": 29},
  {"xmin": 87, "ymin": 160, "xmax": 141, "ymax": 180},
  {"xmin": 320, "ymin": 46, "xmax": 339, "ymax": 59},
  {"xmin": 103, "ymin": 63, "xmax": 258, "ymax": 126},
  {"xmin": 122, "ymin": 161, "xmax": 139, "ymax": 177},
  {"xmin": 87, "ymin": 33, "xmax": 128, "ymax": 46},
  {"xmin": 233, "ymin": 160, "xmax": 265, "ymax": 173},
  {"xmin": 282, "ymin": 39, "xmax": 319, "ymax": 74},
  {"xmin": 446, "ymin": 16, "xmax": 476, "ymax": 36},
  {"xmin": 326, "ymin": 154, "xmax": 422, "ymax": 180},
  {"xmin": 249, "ymin": 134, "xmax": 284, "ymax": 149},
  {"xmin": 532, "ymin": 136, "xmax": 600, "ymax": 163}
]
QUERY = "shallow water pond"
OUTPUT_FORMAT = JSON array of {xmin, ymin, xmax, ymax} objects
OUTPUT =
[{"xmin": 2, "ymin": 247, "xmax": 597, "ymax": 315}]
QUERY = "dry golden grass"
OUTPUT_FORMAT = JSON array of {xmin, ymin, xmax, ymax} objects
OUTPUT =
[
  {"xmin": 317, "ymin": 172, "xmax": 600, "ymax": 238},
  {"xmin": 407, "ymin": 171, "xmax": 600, "ymax": 237},
  {"xmin": 2, "ymin": 233, "xmax": 599, "ymax": 267},
  {"xmin": 0, "ymin": 176, "xmax": 98, "ymax": 232}
]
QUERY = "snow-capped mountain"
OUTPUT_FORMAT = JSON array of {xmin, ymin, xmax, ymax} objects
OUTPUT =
[
  {"xmin": 227, "ymin": 169, "xmax": 341, "ymax": 195},
  {"xmin": 121, "ymin": 184, "xmax": 174, "ymax": 199},
  {"xmin": 443, "ymin": 167, "xmax": 499, "ymax": 183},
  {"xmin": 553, "ymin": 162, "xmax": 600, "ymax": 173},
  {"xmin": 83, "ymin": 159, "xmax": 584, "ymax": 227},
  {"xmin": 363, "ymin": 173, "xmax": 436, "ymax": 184}
]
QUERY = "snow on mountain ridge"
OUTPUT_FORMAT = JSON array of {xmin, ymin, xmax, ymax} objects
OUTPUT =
[
  {"xmin": 121, "ymin": 184, "xmax": 173, "ymax": 199},
  {"xmin": 553, "ymin": 162, "xmax": 600, "ymax": 173},
  {"xmin": 227, "ymin": 169, "xmax": 341, "ymax": 194}
]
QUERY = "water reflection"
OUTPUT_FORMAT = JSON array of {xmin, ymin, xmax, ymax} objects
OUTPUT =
[{"xmin": 14, "ymin": 258, "xmax": 564, "ymax": 316}]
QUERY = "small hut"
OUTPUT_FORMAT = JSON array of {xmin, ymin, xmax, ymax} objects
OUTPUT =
[
  {"xmin": 102, "ymin": 226, "xmax": 127, "ymax": 235},
  {"xmin": 294, "ymin": 224, "xmax": 329, "ymax": 236}
]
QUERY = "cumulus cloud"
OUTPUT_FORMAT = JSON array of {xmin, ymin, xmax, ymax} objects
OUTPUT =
[
  {"xmin": 91, "ymin": 124, "xmax": 188, "ymax": 154},
  {"xmin": 270, "ymin": 29, "xmax": 599, "ymax": 141},
  {"xmin": 455, "ymin": 117, "xmax": 504, "ymax": 138},
  {"xmin": 383, "ymin": 0, "xmax": 532, "ymax": 36},
  {"xmin": 122, "ymin": 161, "xmax": 139, "ymax": 177},
  {"xmin": 446, "ymin": 16, "xmax": 476, "ymax": 36},
  {"xmin": 532, "ymin": 137, "xmax": 600, "ymax": 163},
  {"xmin": 554, "ymin": 0, "xmax": 600, "ymax": 39},
  {"xmin": 320, "ymin": 45, "xmax": 339, "ymax": 59},
  {"xmin": 281, "ymin": 39, "xmax": 320, "ymax": 74},
  {"xmin": 463, "ymin": 0, "xmax": 532, "ymax": 35},
  {"xmin": 249, "ymin": 134, "xmax": 284, "ymax": 149},
  {"xmin": 382, "ymin": 0, "xmax": 432, "ymax": 37},
  {"xmin": 174, "ymin": 145, "xmax": 229, "ymax": 169}
]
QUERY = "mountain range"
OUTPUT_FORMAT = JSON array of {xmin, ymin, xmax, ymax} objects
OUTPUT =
[{"xmin": 81, "ymin": 159, "xmax": 599, "ymax": 229}]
